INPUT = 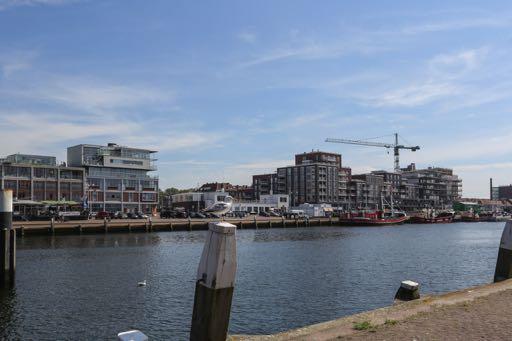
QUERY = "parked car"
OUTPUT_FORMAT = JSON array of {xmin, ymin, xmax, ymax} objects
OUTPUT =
[
  {"xmin": 113, "ymin": 212, "xmax": 128, "ymax": 219},
  {"xmin": 232, "ymin": 211, "xmax": 246, "ymax": 218},
  {"xmin": 160, "ymin": 210, "xmax": 176, "ymax": 219},
  {"xmin": 136, "ymin": 213, "xmax": 149, "ymax": 219},
  {"xmin": 13, "ymin": 214, "xmax": 30, "ymax": 222},
  {"xmin": 193, "ymin": 212, "xmax": 207, "ymax": 219},
  {"xmin": 96, "ymin": 211, "xmax": 110, "ymax": 219},
  {"xmin": 126, "ymin": 212, "xmax": 138, "ymax": 219},
  {"xmin": 269, "ymin": 211, "xmax": 281, "ymax": 217},
  {"xmin": 259, "ymin": 211, "xmax": 270, "ymax": 217}
]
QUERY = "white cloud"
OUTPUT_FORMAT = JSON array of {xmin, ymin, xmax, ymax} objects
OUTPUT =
[
  {"xmin": 0, "ymin": 50, "xmax": 37, "ymax": 77},
  {"xmin": 1, "ymin": 76, "xmax": 173, "ymax": 112},
  {"xmin": 0, "ymin": 0, "xmax": 78, "ymax": 11},
  {"xmin": 230, "ymin": 159, "xmax": 293, "ymax": 170},
  {"xmin": 237, "ymin": 31, "xmax": 257, "ymax": 43},
  {"xmin": 360, "ymin": 82, "xmax": 460, "ymax": 107},
  {"xmin": 401, "ymin": 16, "xmax": 512, "ymax": 35}
]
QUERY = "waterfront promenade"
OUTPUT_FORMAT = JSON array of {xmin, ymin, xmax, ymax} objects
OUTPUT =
[{"xmin": 232, "ymin": 279, "xmax": 512, "ymax": 341}]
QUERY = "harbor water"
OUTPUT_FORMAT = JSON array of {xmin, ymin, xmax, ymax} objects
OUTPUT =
[{"xmin": 0, "ymin": 222, "xmax": 504, "ymax": 340}]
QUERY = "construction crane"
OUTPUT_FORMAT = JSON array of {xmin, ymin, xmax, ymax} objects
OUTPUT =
[{"xmin": 325, "ymin": 133, "xmax": 420, "ymax": 172}]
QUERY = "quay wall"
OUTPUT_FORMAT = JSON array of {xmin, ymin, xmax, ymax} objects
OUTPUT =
[
  {"xmin": 11, "ymin": 217, "xmax": 337, "ymax": 236},
  {"xmin": 229, "ymin": 279, "xmax": 512, "ymax": 341}
]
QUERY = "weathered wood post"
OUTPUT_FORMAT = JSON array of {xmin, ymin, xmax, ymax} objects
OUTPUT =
[
  {"xmin": 282, "ymin": 216, "xmax": 285, "ymax": 228},
  {"xmin": 191, "ymin": 222, "xmax": 237, "ymax": 341},
  {"xmin": 188, "ymin": 217, "xmax": 192, "ymax": 231},
  {"xmin": 50, "ymin": 217, "xmax": 55, "ymax": 234},
  {"xmin": 494, "ymin": 221, "xmax": 512, "ymax": 282},
  {"xmin": 394, "ymin": 280, "xmax": 420, "ymax": 302},
  {"xmin": 0, "ymin": 190, "xmax": 14, "ymax": 287},
  {"xmin": 103, "ymin": 217, "xmax": 108, "ymax": 233}
]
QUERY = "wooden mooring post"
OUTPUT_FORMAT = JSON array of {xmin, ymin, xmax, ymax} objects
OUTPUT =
[
  {"xmin": 494, "ymin": 221, "xmax": 512, "ymax": 282},
  {"xmin": 190, "ymin": 222, "xmax": 237, "ymax": 341},
  {"xmin": 394, "ymin": 280, "xmax": 420, "ymax": 302},
  {"xmin": 0, "ymin": 190, "xmax": 15, "ymax": 287}
]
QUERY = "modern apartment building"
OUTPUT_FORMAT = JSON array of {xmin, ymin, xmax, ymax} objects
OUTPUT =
[
  {"xmin": 400, "ymin": 164, "xmax": 462, "ymax": 209},
  {"xmin": 258, "ymin": 151, "xmax": 462, "ymax": 212},
  {"xmin": 67, "ymin": 143, "xmax": 158, "ymax": 213},
  {"xmin": 0, "ymin": 154, "xmax": 85, "ymax": 203},
  {"xmin": 252, "ymin": 173, "xmax": 278, "ymax": 200},
  {"xmin": 276, "ymin": 151, "xmax": 349, "ymax": 207}
]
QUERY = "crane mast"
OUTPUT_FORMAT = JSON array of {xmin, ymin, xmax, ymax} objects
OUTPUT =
[{"xmin": 325, "ymin": 133, "xmax": 420, "ymax": 172}]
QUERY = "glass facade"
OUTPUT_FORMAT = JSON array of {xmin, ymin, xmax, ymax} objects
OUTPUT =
[{"xmin": 0, "ymin": 164, "xmax": 84, "ymax": 202}]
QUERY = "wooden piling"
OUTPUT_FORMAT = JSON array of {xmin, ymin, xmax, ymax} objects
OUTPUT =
[
  {"xmin": 50, "ymin": 217, "xmax": 55, "ymax": 234},
  {"xmin": 0, "ymin": 190, "xmax": 14, "ymax": 287},
  {"xmin": 190, "ymin": 222, "xmax": 236, "ymax": 341},
  {"xmin": 9, "ymin": 229, "xmax": 15, "ymax": 284},
  {"xmin": 495, "ymin": 221, "xmax": 512, "ymax": 282},
  {"xmin": 103, "ymin": 218, "xmax": 108, "ymax": 233}
]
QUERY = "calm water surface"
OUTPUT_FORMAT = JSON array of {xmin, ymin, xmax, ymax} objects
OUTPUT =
[{"xmin": 0, "ymin": 222, "xmax": 504, "ymax": 340}]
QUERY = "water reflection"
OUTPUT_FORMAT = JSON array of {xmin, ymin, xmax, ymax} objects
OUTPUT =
[{"xmin": 0, "ymin": 288, "xmax": 20, "ymax": 340}]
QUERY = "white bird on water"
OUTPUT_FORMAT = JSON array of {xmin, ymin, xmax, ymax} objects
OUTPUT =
[{"xmin": 137, "ymin": 280, "xmax": 147, "ymax": 287}]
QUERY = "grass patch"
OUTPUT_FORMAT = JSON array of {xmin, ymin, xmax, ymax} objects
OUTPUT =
[
  {"xmin": 353, "ymin": 321, "xmax": 376, "ymax": 332},
  {"xmin": 384, "ymin": 319, "xmax": 398, "ymax": 326}
]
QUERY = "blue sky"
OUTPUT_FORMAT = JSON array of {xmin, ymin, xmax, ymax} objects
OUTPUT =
[{"xmin": 1, "ymin": 0, "xmax": 511, "ymax": 197}]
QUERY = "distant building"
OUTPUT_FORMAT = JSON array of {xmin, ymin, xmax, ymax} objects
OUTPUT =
[
  {"xmin": 401, "ymin": 164, "xmax": 462, "ymax": 210},
  {"xmin": 67, "ymin": 143, "xmax": 158, "ymax": 213},
  {"xmin": 350, "ymin": 173, "xmax": 391, "ymax": 210},
  {"xmin": 276, "ymin": 150, "xmax": 349, "ymax": 207},
  {"xmin": 491, "ymin": 182, "xmax": 512, "ymax": 200},
  {"xmin": 0, "ymin": 153, "xmax": 85, "ymax": 203},
  {"xmin": 259, "ymin": 194, "xmax": 290, "ymax": 210},
  {"xmin": 171, "ymin": 190, "xmax": 285, "ymax": 214},
  {"xmin": 197, "ymin": 182, "xmax": 254, "ymax": 201},
  {"xmin": 252, "ymin": 173, "xmax": 278, "ymax": 200},
  {"xmin": 258, "ymin": 152, "xmax": 462, "ymax": 212}
]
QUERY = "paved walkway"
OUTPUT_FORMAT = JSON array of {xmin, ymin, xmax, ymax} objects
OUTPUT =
[
  {"xmin": 231, "ymin": 279, "xmax": 512, "ymax": 341},
  {"xmin": 342, "ymin": 288, "xmax": 512, "ymax": 341}
]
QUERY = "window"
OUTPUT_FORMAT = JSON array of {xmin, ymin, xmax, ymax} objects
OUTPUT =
[
  {"xmin": 141, "ymin": 193, "xmax": 156, "ymax": 202},
  {"xmin": 106, "ymin": 192, "xmax": 121, "ymax": 201}
]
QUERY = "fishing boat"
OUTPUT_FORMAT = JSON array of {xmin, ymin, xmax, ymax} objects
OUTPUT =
[
  {"xmin": 338, "ymin": 210, "xmax": 409, "ymax": 226},
  {"xmin": 408, "ymin": 210, "xmax": 454, "ymax": 224}
]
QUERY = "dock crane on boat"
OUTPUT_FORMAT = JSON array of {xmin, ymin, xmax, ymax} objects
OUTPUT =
[{"xmin": 325, "ymin": 133, "xmax": 420, "ymax": 172}]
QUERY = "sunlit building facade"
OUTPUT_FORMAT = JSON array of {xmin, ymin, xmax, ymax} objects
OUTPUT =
[{"xmin": 67, "ymin": 143, "xmax": 158, "ymax": 213}]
